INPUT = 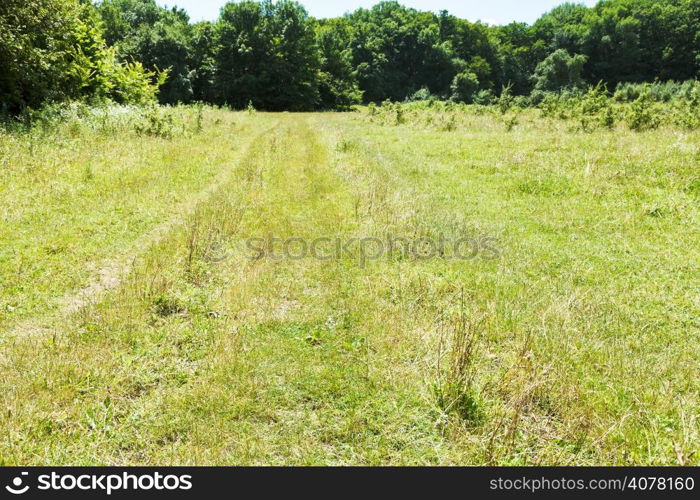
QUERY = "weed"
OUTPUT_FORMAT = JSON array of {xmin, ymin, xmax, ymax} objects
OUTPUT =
[
  {"xmin": 152, "ymin": 293, "xmax": 185, "ymax": 318},
  {"xmin": 440, "ymin": 114, "xmax": 457, "ymax": 132},
  {"xmin": 336, "ymin": 138, "xmax": 359, "ymax": 153},
  {"xmin": 503, "ymin": 112, "xmax": 519, "ymax": 132},
  {"xmin": 194, "ymin": 103, "xmax": 204, "ymax": 133},
  {"xmin": 433, "ymin": 294, "xmax": 484, "ymax": 426},
  {"xmin": 135, "ymin": 107, "xmax": 176, "ymax": 138},
  {"xmin": 394, "ymin": 103, "xmax": 406, "ymax": 125}
]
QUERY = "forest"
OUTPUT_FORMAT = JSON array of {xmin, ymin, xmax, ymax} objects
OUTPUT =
[{"xmin": 1, "ymin": 0, "xmax": 699, "ymax": 113}]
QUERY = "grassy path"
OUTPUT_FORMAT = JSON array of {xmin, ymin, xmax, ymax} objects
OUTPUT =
[
  {"xmin": 1, "ymin": 111, "xmax": 697, "ymax": 465},
  {"xmin": 0, "ymin": 110, "xmax": 272, "ymax": 333},
  {"xmin": 4, "ymin": 120, "xmax": 278, "ymax": 339},
  {"xmin": 0, "ymin": 115, "xmax": 453, "ymax": 465}
]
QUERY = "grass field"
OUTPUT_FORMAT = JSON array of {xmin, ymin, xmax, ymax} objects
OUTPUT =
[{"xmin": 0, "ymin": 106, "xmax": 698, "ymax": 465}]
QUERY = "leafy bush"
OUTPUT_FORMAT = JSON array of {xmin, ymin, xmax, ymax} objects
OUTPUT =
[
  {"xmin": 407, "ymin": 88, "xmax": 434, "ymax": 102},
  {"xmin": 532, "ymin": 49, "xmax": 588, "ymax": 93},
  {"xmin": 134, "ymin": 107, "xmax": 178, "ymax": 138},
  {"xmin": 576, "ymin": 84, "xmax": 615, "ymax": 131},
  {"xmin": 100, "ymin": 51, "xmax": 169, "ymax": 105},
  {"xmin": 614, "ymin": 81, "xmax": 700, "ymax": 103},
  {"xmin": 1, "ymin": 0, "xmax": 82, "ymax": 112},
  {"xmin": 497, "ymin": 84, "xmax": 515, "ymax": 114},
  {"xmin": 0, "ymin": 0, "xmax": 162, "ymax": 114},
  {"xmin": 625, "ymin": 94, "xmax": 662, "ymax": 131},
  {"xmin": 451, "ymin": 71, "xmax": 479, "ymax": 104},
  {"xmin": 473, "ymin": 89, "xmax": 496, "ymax": 105},
  {"xmin": 368, "ymin": 80, "xmax": 698, "ymax": 134}
]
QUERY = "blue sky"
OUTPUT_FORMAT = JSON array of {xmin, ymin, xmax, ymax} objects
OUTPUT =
[{"xmin": 159, "ymin": 0, "xmax": 597, "ymax": 25}]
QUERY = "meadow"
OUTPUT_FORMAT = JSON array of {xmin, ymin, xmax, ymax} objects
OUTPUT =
[{"xmin": 0, "ymin": 102, "xmax": 698, "ymax": 465}]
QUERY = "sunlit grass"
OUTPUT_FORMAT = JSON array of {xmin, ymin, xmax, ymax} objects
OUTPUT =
[
  {"xmin": 0, "ymin": 107, "xmax": 271, "ymax": 331},
  {"xmin": 0, "ymin": 106, "xmax": 697, "ymax": 465}
]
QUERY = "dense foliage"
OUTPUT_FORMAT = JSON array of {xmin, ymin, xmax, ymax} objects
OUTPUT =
[
  {"xmin": 0, "ymin": 0, "xmax": 163, "ymax": 114},
  {"xmin": 214, "ymin": 1, "xmax": 321, "ymax": 110},
  {"xmin": 1, "ymin": 0, "xmax": 699, "ymax": 112},
  {"xmin": 365, "ymin": 80, "xmax": 700, "ymax": 133}
]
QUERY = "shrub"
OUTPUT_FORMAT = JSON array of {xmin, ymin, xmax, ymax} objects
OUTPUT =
[
  {"xmin": 407, "ymin": 87, "xmax": 434, "ymax": 102},
  {"xmin": 0, "ymin": 0, "xmax": 162, "ymax": 113},
  {"xmin": 614, "ymin": 81, "xmax": 700, "ymax": 104},
  {"xmin": 101, "ymin": 52, "xmax": 168, "ymax": 105},
  {"xmin": 532, "ymin": 49, "xmax": 587, "ymax": 93},
  {"xmin": 450, "ymin": 71, "xmax": 479, "ymax": 104},
  {"xmin": 576, "ymin": 84, "xmax": 614, "ymax": 131},
  {"xmin": 473, "ymin": 89, "xmax": 495, "ymax": 105},
  {"xmin": 497, "ymin": 84, "xmax": 515, "ymax": 114},
  {"xmin": 395, "ymin": 105, "xmax": 406, "ymax": 125},
  {"xmin": 625, "ymin": 94, "xmax": 661, "ymax": 131},
  {"xmin": 134, "ymin": 107, "xmax": 177, "ymax": 138},
  {"xmin": 503, "ymin": 112, "xmax": 519, "ymax": 132}
]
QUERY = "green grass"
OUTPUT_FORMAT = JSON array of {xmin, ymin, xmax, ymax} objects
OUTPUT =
[
  {"xmin": 0, "ymin": 105, "xmax": 697, "ymax": 465},
  {"xmin": 0, "ymin": 107, "xmax": 274, "ymax": 331}
]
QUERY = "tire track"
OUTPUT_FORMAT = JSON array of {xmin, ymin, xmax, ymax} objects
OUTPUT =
[{"xmin": 3, "ymin": 123, "xmax": 279, "ymax": 339}]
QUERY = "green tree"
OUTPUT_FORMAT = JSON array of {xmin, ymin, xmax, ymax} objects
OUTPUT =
[
  {"xmin": 348, "ymin": 2, "xmax": 458, "ymax": 102},
  {"xmin": 496, "ymin": 23, "xmax": 550, "ymax": 95},
  {"xmin": 189, "ymin": 21, "xmax": 218, "ymax": 102},
  {"xmin": 532, "ymin": 2, "xmax": 591, "ymax": 54},
  {"xmin": 583, "ymin": 3, "xmax": 642, "ymax": 85},
  {"xmin": 1, "ymin": 0, "xmax": 159, "ymax": 113},
  {"xmin": 449, "ymin": 19, "xmax": 502, "ymax": 89},
  {"xmin": 532, "ymin": 48, "xmax": 587, "ymax": 92},
  {"xmin": 97, "ymin": 0, "xmax": 194, "ymax": 104},
  {"xmin": 4, "ymin": 0, "xmax": 699, "ymax": 112},
  {"xmin": 215, "ymin": 0, "xmax": 320, "ymax": 110},
  {"xmin": 316, "ymin": 20, "xmax": 363, "ymax": 109},
  {"xmin": 450, "ymin": 71, "xmax": 479, "ymax": 103}
]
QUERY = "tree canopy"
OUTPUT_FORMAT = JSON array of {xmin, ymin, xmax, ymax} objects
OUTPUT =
[
  {"xmin": 1, "ymin": 0, "xmax": 699, "ymax": 112},
  {"xmin": 0, "ymin": 0, "xmax": 161, "ymax": 113}
]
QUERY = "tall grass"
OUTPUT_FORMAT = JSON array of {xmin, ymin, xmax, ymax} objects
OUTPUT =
[{"xmin": 0, "ymin": 104, "xmax": 697, "ymax": 465}]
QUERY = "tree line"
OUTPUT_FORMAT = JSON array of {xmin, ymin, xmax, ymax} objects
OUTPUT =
[{"xmin": 1, "ymin": 0, "xmax": 698, "ymax": 113}]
